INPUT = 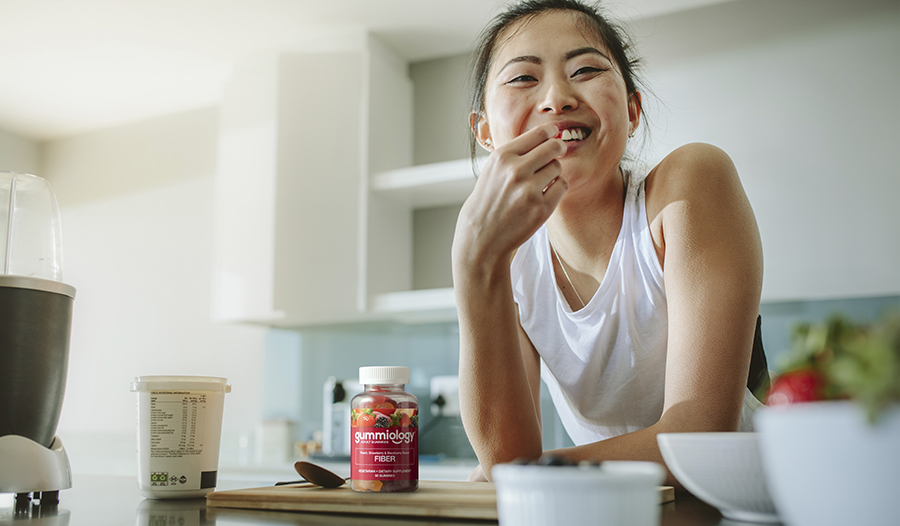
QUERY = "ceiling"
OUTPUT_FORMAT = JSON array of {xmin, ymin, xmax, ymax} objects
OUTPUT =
[{"xmin": 0, "ymin": 0, "xmax": 728, "ymax": 141}]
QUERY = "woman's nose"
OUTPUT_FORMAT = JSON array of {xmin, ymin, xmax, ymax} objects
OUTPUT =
[{"xmin": 540, "ymin": 82, "xmax": 578, "ymax": 113}]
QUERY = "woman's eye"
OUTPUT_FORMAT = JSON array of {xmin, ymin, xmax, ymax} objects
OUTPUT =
[
  {"xmin": 507, "ymin": 75, "xmax": 538, "ymax": 84},
  {"xmin": 573, "ymin": 66, "xmax": 604, "ymax": 77}
]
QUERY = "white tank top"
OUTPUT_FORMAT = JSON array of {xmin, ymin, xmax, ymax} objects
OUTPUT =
[{"xmin": 510, "ymin": 170, "xmax": 761, "ymax": 445}]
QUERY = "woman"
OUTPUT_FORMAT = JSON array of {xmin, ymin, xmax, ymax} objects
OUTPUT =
[{"xmin": 452, "ymin": 0, "xmax": 767, "ymax": 484}]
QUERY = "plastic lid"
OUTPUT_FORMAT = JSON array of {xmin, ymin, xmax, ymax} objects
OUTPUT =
[
  {"xmin": 131, "ymin": 375, "xmax": 231, "ymax": 393},
  {"xmin": 1, "ymin": 172, "xmax": 65, "ymax": 282},
  {"xmin": 359, "ymin": 366, "xmax": 409, "ymax": 385}
]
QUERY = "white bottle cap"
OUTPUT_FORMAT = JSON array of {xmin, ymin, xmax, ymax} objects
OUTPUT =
[{"xmin": 359, "ymin": 366, "xmax": 409, "ymax": 385}]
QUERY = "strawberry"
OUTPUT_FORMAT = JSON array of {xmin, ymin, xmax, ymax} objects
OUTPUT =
[{"xmin": 766, "ymin": 368, "xmax": 827, "ymax": 406}]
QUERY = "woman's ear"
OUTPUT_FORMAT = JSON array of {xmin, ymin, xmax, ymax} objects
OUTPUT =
[
  {"xmin": 628, "ymin": 91, "xmax": 642, "ymax": 137},
  {"xmin": 470, "ymin": 112, "xmax": 493, "ymax": 151}
]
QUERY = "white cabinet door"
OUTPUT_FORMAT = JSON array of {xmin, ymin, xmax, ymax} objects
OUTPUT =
[{"xmin": 213, "ymin": 51, "xmax": 366, "ymax": 327}]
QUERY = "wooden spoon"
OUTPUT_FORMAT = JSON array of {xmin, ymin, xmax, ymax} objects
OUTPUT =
[{"xmin": 293, "ymin": 461, "xmax": 348, "ymax": 489}]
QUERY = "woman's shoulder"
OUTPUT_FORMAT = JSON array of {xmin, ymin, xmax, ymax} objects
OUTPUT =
[
  {"xmin": 644, "ymin": 142, "xmax": 740, "ymax": 211},
  {"xmin": 661, "ymin": 141, "xmax": 732, "ymax": 165}
]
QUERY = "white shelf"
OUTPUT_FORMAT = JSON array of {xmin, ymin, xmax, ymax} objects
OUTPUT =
[
  {"xmin": 371, "ymin": 157, "xmax": 483, "ymax": 208},
  {"xmin": 372, "ymin": 287, "xmax": 457, "ymax": 323}
]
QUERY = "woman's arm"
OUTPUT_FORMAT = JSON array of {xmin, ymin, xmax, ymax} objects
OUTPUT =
[
  {"xmin": 650, "ymin": 142, "xmax": 763, "ymax": 433},
  {"xmin": 544, "ymin": 143, "xmax": 763, "ymax": 485},
  {"xmin": 453, "ymin": 124, "xmax": 565, "ymax": 478},
  {"xmin": 455, "ymin": 264, "xmax": 542, "ymax": 476},
  {"xmin": 465, "ymin": 320, "xmax": 544, "ymax": 482}
]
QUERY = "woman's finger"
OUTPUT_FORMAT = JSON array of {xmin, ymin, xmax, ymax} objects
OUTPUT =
[
  {"xmin": 482, "ymin": 133, "xmax": 565, "ymax": 192},
  {"xmin": 542, "ymin": 176, "xmax": 561, "ymax": 195},
  {"xmin": 535, "ymin": 160, "xmax": 567, "ymax": 205},
  {"xmin": 502, "ymin": 123, "xmax": 560, "ymax": 155},
  {"xmin": 519, "ymin": 136, "xmax": 566, "ymax": 176}
]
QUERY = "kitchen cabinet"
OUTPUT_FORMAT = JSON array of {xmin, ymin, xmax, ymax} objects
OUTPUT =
[{"xmin": 212, "ymin": 33, "xmax": 476, "ymax": 327}]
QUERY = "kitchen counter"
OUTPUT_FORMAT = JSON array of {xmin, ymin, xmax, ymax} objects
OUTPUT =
[{"xmin": 0, "ymin": 474, "xmax": 736, "ymax": 525}]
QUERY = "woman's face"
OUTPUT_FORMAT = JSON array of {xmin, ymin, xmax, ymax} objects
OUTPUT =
[{"xmin": 476, "ymin": 10, "xmax": 640, "ymax": 185}]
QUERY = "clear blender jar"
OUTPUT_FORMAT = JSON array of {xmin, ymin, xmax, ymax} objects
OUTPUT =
[{"xmin": 0, "ymin": 171, "xmax": 76, "ymax": 507}]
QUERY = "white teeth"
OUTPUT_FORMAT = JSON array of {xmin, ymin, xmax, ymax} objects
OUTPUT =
[{"xmin": 560, "ymin": 128, "xmax": 586, "ymax": 141}]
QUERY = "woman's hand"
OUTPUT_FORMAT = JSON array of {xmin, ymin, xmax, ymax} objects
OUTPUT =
[
  {"xmin": 453, "ymin": 123, "xmax": 567, "ymax": 273},
  {"xmin": 467, "ymin": 464, "xmax": 488, "ymax": 482}
]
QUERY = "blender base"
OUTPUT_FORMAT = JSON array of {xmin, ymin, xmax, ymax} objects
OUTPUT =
[{"xmin": 0, "ymin": 435, "xmax": 72, "ymax": 494}]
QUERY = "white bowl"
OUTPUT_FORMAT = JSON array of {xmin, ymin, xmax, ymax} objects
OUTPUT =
[
  {"xmin": 755, "ymin": 402, "xmax": 900, "ymax": 526},
  {"xmin": 492, "ymin": 461, "xmax": 665, "ymax": 526},
  {"xmin": 657, "ymin": 432, "xmax": 778, "ymax": 523}
]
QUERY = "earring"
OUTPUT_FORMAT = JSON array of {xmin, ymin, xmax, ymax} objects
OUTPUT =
[{"xmin": 483, "ymin": 138, "xmax": 493, "ymax": 150}]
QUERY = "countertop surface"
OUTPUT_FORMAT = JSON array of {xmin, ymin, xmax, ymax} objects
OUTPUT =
[{"xmin": 0, "ymin": 474, "xmax": 740, "ymax": 526}]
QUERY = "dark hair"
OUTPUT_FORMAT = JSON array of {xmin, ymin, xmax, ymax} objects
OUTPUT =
[{"xmin": 468, "ymin": 0, "xmax": 646, "ymax": 162}]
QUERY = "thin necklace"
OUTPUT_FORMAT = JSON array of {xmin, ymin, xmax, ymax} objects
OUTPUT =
[{"xmin": 550, "ymin": 241, "xmax": 586, "ymax": 309}]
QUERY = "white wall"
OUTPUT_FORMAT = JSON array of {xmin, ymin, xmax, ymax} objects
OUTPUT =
[
  {"xmin": 632, "ymin": 0, "xmax": 900, "ymax": 301},
  {"xmin": 26, "ymin": 109, "xmax": 269, "ymax": 476},
  {"xmin": 56, "ymin": 177, "xmax": 269, "ymax": 473},
  {"xmin": 40, "ymin": 107, "xmax": 220, "ymax": 207},
  {"xmin": 0, "ymin": 128, "xmax": 39, "ymax": 174}
]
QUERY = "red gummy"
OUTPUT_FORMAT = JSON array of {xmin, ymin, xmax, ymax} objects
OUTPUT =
[{"xmin": 359, "ymin": 395, "xmax": 398, "ymax": 409}]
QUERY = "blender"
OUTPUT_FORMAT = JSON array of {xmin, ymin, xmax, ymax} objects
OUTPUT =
[{"xmin": 0, "ymin": 172, "xmax": 75, "ymax": 509}]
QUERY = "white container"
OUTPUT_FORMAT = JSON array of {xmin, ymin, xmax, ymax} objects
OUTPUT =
[
  {"xmin": 492, "ymin": 461, "xmax": 665, "ymax": 526},
  {"xmin": 132, "ymin": 376, "xmax": 231, "ymax": 499},
  {"xmin": 657, "ymin": 433, "xmax": 778, "ymax": 523},
  {"xmin": 755, "ymin": 402, "xmax": 900, "ymax": 526}
]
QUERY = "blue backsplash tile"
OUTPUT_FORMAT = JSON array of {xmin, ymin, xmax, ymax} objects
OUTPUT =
[
  {"xmin": 759, "ymin": 295, "xmax": 900, "ymax": 368},
  {"xmin": 263, "ymin": 294, "xmax": 900, "ymax": 457}
]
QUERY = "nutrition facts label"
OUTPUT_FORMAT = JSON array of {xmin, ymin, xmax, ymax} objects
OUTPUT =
[{"xmin": 149, "ymin": 392, "xmax": 207, "ymax": 458}]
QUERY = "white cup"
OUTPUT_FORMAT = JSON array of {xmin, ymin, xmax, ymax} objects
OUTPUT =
[
  {"xmin": 132, "ymin": 376, "xmax": 231, "ymax": 499},
  {"xmin": 493, "ymin": 461, "xmax": 665, "ymax": 526}
]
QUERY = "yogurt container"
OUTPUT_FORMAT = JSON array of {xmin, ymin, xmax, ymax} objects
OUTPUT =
[{"xmin": 132, "ymin": 376, "xmax": 230, "ymax": 499}]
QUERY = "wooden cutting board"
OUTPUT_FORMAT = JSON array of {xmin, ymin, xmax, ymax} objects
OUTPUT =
[{"xmin": 206, "ymin": 480, "xmax": 675, "ymax": 520}]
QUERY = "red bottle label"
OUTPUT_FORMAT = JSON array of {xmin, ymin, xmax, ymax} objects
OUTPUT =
[{"xmin": 351, "ymin": 408, "xmax": 418, "ymax": 481}]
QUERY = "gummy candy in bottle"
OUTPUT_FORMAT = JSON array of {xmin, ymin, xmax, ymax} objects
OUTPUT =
[{"xmin": 350, "ymin": 366, "xmax": 418, "ymax": 492}]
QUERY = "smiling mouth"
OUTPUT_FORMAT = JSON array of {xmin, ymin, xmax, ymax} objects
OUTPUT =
[{"xmin": 557, "ymin": 127, "xmax": 591, "ymax": 142}]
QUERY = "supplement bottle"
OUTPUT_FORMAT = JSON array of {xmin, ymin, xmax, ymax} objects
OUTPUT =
[{"xmin": 350, "ymin": 366, "xmax": 418, "ymax": 492}]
